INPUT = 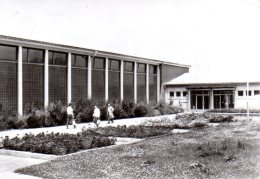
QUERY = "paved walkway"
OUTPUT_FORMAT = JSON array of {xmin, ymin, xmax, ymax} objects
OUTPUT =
[{"xmin": 0, "ymin": 115, "xmax": 175, "ymax": 140}]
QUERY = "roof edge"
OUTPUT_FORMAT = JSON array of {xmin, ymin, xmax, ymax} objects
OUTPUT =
[{"xmin": 0, "ymin": 34, "xmax": 190, "ymax": 67}]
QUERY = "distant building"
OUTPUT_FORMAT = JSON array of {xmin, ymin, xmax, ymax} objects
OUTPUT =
[
  {"xmin": 165, "ymin": 73, "xmax": 260, "ymax": 111},
  {"xmin": 0, "ymin": 35, "xmax": 189, "ymax": 115}
]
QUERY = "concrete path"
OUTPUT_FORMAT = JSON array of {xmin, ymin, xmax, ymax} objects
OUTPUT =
[{"xmin": 0, "ymin": 114, "xmax": 176, "ymax": 141}]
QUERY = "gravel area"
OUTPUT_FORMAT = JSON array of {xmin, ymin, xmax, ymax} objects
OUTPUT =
[{"xmin": 16, "ymin": 118, "xmax": 260, "ymax": 178}]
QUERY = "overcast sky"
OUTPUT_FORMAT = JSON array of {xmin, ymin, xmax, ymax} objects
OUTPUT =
[{"xmin": 0, "ymin": 0, "xmax": 260, "ymax": 81}]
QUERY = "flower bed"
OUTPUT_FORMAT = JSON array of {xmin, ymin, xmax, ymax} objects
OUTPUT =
[
  {"xmin": 82, "ymin": 125, "xmax": 173, "ymax": 138},
  {"xmin": 3, "ymin": 132, "xmax": 116, "ymax": 155}
]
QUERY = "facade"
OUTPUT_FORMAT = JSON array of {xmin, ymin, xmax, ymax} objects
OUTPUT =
[
  {"xmin": 165, "ymin": 74, "xmax": 260, "ymax": 111},
  {"xmin": 0, "ymin": 35, "xmax": 189, "ymax": 115}
]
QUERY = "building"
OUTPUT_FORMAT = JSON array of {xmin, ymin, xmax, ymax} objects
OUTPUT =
[
  {"xmin": 165, "ymin": 73, "xmax": 260, "ymax": 111},
  {"xmin": 0, "ymin": 35, "xmax": 189, "ymax": 115}
]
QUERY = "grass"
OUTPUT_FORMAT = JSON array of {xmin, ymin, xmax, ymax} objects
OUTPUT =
[{"xmin": 16, "ymin": 117, "xmax": 260, "ymax": 178}]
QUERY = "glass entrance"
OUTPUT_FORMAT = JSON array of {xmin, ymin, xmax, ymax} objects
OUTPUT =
[
  {"xmin": 213, "ymin": 90, "xmax": 235, "ymax": 109},
  {"xmin": 191, "ymin": 90, "xmax": 210, "ymax": 110}
]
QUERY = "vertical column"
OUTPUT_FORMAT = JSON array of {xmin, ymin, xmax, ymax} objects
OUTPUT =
[
  {"xmin": 134, "ymin": 62, "xmax": 137, "ymax": 103},
  {"xmin": 246, "ymin": 82, "xmax": 249, "ymax": 117},
  {"xmin": 146, "ymin": 64, "xmax": 149, "ymax": 104},
  {"xmin": 187, "ymin": 90, "xmax": 191, "ymax": 111},
  {"xmin": 18, "ymin": 46, "xmax": 23, "ymax": 115},
  {"xmin": 120, "ymin": 60, "xmax": 124, "ymax": 101},
  {"xmin": 157, "ymin": 65, "xmax": 160, "ymax": 103},
  {"xmin": 210, "ymin": 90, "xmax": 214, "ymax": 109},
  {"xmin": 67, "ymin": 53, "xmax": 72, "ymax": 105},
  {"xmin": 105, "ymin": 58, "xmax": 109, "ymax": 101},
  {"xmin": 88, "ymin": 56, "xmax": 92, "ymax": 99},
  {"xmin": 44, "ymin": 49, "xmax": 49, "ymax": 108}
]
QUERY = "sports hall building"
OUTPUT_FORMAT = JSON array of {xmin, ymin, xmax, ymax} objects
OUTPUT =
[{"xmin": 0, "ymin": 35, "xmax": 189, "ymax": 115}]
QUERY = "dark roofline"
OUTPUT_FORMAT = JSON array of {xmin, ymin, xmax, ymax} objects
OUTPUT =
[{"xmin": 0, "ymin": 34, "xmax": 190, "ymax": 68}]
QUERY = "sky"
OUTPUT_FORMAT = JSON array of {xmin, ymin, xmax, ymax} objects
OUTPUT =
[{"xmin": 0, "ymin": 0, "xmax": 260, "ymax": 81}]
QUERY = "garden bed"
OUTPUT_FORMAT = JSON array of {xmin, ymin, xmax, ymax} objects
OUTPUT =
[{"xmin": 2, "ymin": 132, "xmax": 116, "ymax": 155}]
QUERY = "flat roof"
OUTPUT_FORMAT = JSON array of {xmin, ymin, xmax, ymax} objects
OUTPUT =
[
  {"xmin": 166, "ymin": 72, "xmax": 260, "ymax": 86},
  {"xmin": 0, "ymin": 35, "xmax": 190, "ymax": 68}
]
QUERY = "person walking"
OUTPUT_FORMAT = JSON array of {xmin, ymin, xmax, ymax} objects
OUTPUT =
[
  {"xmin": 66, "ymin": 103, "xmax": 76, "ymax": 129},
  {"xmin": 107, "ymin": 103, "xmax": 114, "ymax": 124},
  {"xmin": 93, "ymin": 105, "xmax": 101, "ymax": 127}
]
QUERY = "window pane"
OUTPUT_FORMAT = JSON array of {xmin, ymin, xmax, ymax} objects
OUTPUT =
[
  {"xmin": 93, "ymin": 57, "xmax": 105, "ymax": 69},
  {"xmin": 71, "ymin": 54, "xmax": 76, "ymax": 66},
  {"xmin": 238, "ymin": 91, "xmax": 243, "ymax": 96},
  {"xmin": 183, "ymin": 91, "xmax": 188, "ymax": 96},
  {"xmin": 254, "ymin": 90, "xmax": 260, "ymax": 95},
  {"xmin": 22, "ymin": 48, "xmax": 28, "ymax": 62},
  {"xmin": 176, "ymin": 91, "xmax": 181, "ymax": 97},
  {"xmin": 51, "ymin": 51, "xmax": 67, "ymax": 66},
  {"xmin": 0, "ymin": 44, "xmax": 17, "ymax": 61},
  {"xmin": 124, "ymin": 62, "xmax": 134, "ymax": 72},
  {"xmin": 48, "ymin": 51, "xmax": 53, "ymax": 64},
  {"xmin": 138, "ymin": 63, "xmax": 146, "ymax": 73},
  {"xmin": 0, "ymin": 62, "xmax": 17, "ymax": 111},
  {"xmin": 170, "ymin": 92, "xmax": 174, "ymax": 97},
  {"xmin": 246, "ymin": 91, "xmax": 252, "ymax": 96},
  {"xmin": 137, "ymin": 73, "xmax": 146, "ymax": 102},
  {"xmin": 149, "ymin": 65, "xmax": 157, "ymax": 74},
  {"xmin": 75, "ymin": 55, "xmax": 87, "ymax": 67},
  {"xmin": 109, "ymin": 59, "xmax": 120, "ymax": 71},
  {"xmin": 28, "ymin": 48, "xmax": 44, "ymax": 63}
]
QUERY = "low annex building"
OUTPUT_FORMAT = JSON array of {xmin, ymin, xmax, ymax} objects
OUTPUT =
[
  {"xmin": 165, "ymin": 73, "xmax": 260, "ymax": 111},
  {"xmin": 0, "ymin": 35, "xmax": 189, "ymax": 115}
]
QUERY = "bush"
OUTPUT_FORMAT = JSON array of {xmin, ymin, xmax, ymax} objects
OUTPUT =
[
  {"xmin": 154, "ymin": 102, "xmax": 183, "ymax": 115},
  {"xmin": 3, "ymin": 132, "xmax": 116, "ymax": 155},
  {"xmin": 135, "ymin": 103, "xmax": 148, "ymax": 117}
]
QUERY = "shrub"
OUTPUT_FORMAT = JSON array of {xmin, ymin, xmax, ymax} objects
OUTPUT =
[
  {"xmin": 135, "ymin": 103, "xmax": 148, "ymax": 117},
  {"xmin": 82, "ymin": 125, "xmax": 172, "ymax": 138},
  {"xmin": 154, "ymin": 102, "xmax": 183, "ymax": 115},
  {"xmin": 3, "ymin": 132, "xmax": 116, "ymax": 155}
]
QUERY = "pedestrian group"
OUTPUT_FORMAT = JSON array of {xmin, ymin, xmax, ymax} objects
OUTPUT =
[{"xmin": 66, "ymin": 103, "xmax": 115, "ymax": 129}]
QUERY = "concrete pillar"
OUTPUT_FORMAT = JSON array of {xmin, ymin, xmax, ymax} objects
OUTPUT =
[
  {"xmin": 120, "ymin": 60, "xmax": 124, "ymax": 101},
  {"xmin": 67, "ymin": 53, "xmax": 72, "ymax": 105},
  {"xmin": 210, "ymin": 90, "xmax": 214, "ymax": 109},
  {"xmin": 134, "ymin": 62, "xmax": 137, "ymax": 103},
  {"xmin": 88, "ymin": 56, "xmax": 92, "ymax": 99},
  {"xmin": 44, "ymin": 50, "xmax": 49, "ymax": 108},
  {"xmin": 146, "ymin": 64, "xmax": 149, "ymax": 104},
  {"xmin": 157, "ymin": 65, "xmax": 160, "ymax": 103},
  {"xmin": 187, "ymin": 90, "xmax": 191, "ymax": 111},
  {"xmin": 105, "ymin": 58, "xmax": 109, "ymax": 101},
  {"xmin": 18, "ymin": 46, "xmax": 23, "ymax": 115}
]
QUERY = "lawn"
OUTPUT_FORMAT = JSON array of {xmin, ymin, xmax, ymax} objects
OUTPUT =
[{"xmin": 16, "ymin": 117, "xmax": 260, "ymax": 178}]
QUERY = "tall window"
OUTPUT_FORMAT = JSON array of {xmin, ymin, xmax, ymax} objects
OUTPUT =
[
  {"xmin": 137, "ymin": 63, "xmax": 146, "ymax": 103},
  {"xmin": 149, "ymin": 65, "xmax": 157, "ymax": 104},
  {"xmin": 108, "ymin": 59, "xmax": 120, "ymax": 100},
  {"xmin": 123, "ymin": 61, "xmax": 134, "ymax": 101},
  {"xmin": 71, "ymin": 54, "xmax": 88, "ymax": 102},
  {"xmin": 92, "ymin": 57, "xmax": 105, "ymax": 101},
  {"xmin": 49, "ymin": 51, "xmax": 67, "ymax": 104},
  {"xmin": 0, "ymin": 44, "xmax": 17, "ymax": 111},
  {"xmin": 23, "ymin": 47, "xmax": 44, "ymax": 111}
]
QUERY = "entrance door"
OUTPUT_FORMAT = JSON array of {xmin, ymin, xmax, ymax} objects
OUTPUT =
[
  {"xmin": 196, "ymin": 95, "xmax": 203, "ymax": 109},
  {"xmin": 204, "ymin": 95, "xmax": 209, "ymax": 109},
  {"xmin": 214, "ymin": 95, "xmax": 221, "ymax": 109}
]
